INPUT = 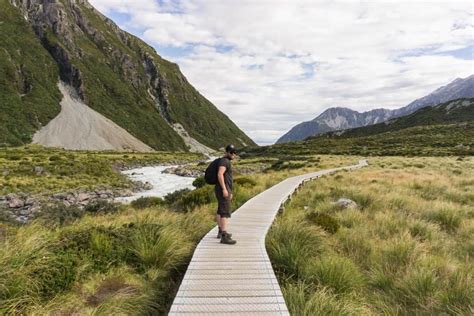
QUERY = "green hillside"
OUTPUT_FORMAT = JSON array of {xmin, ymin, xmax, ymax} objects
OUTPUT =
[
  {"xmin": 247, "ymin": 122, "xmax": 474, "ymax": 157},
  {"xmin": 0, "ymin": 0, "xmax": 255, "ymax": 150},
  {"xmin": 246, "ymin": 98, "xmax": 473, "ymax": 157},
  {"xmin": 0, "ymin": 0, "xmax": 61, "ymax": 146}
]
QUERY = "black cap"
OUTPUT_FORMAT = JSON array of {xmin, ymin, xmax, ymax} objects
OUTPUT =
[{"xmin": 225, "ymin": 144, "xmax": 237, "ymax": 154}]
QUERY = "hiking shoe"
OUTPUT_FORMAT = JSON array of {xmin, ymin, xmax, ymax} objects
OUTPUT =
[
  {"xmin": 220, "ymin": 232, "xmax": 237, "ymax": 245},
  {"xmin": 217, "ymin": 229, "xmax": 231, "ymax": 239}
]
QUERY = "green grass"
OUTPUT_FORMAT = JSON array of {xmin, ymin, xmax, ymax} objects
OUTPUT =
[
  {"xmin": 0, "ymin": 153, "xmax": 359, "ymax": 314},
  {"xmin": 247, "ymin": 122, "xmax": 474, "ymax": 157},
  {"xmin": 266, "ymin": 156, "xmax": 474, "ymax": 315},
  {"xmin": 0, "ymin": 145, "xmax": 204, "ymax": 195},
  {"xmin": 0, "ymin": 0, "xmax": 61, "ymax": 146},
  {"xmin": 3, "ymin": 151, "xmax": 472, "ymax": 314}
]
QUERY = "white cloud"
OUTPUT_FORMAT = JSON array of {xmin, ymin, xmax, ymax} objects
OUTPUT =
[{"xmin": 89, "ymin": 0, "xmax": 474, "ymax": 144}]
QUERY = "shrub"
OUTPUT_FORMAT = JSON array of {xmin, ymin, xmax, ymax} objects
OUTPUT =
[
  {"xmin": 178, "ymin": 187, "xmax": 214, "ymax": 211},
  {"xmin": 234, "ymin": 176, "xmax": 257, "ymax": 187},
  {"xmin": 192, "ymin": 176, "xmax": 206, "ymax": 188},
  {"xmin": 305, "ymin": 212, "xmax": 340, "ymax": 234},
  {"xmin": 48, "ymin": 155, "xmax": 62, "ymax": 162},
  {"xmin": 130, "ymin": 197, "xmax": 165, "ymax": 209},
  {"xmin": 34, "ymin": 204, "xmax": 84, "ymax": 226},
  {"xmin": 163, "ymin": 189, "xmax": 191, "ymax": 205},
  {"xmin": 84, "ymin": 199, "xmax": 120, "ymax": 214}
]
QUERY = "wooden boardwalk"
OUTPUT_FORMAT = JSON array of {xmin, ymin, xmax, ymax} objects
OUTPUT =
[{"xmin": 169, "ymin": 160, "xmax": 368, "ymax": 315}]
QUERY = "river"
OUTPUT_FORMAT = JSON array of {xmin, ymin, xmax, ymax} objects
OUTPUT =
[{"xmin": 115, "ymin": 165, "xmax": 197, "ymax": 203}]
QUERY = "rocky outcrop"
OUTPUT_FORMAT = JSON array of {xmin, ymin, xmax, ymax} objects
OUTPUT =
[{"xmin": 0, "ymin": 184, "xmax": 149, "ymax": 223}]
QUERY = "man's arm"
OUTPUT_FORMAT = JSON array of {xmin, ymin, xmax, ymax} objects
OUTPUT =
[{"xmin": 217, "ymin": 166, "xmax": 229, "ymax": 198}]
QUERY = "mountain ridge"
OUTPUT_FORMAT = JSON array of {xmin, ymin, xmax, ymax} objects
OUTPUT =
[{"xmin": 277, "ymin": 75, "xmax": 474, "ymax": 144}]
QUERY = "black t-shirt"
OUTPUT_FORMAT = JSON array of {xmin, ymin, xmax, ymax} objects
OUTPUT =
[{"xmin": 216, "ymin": 157, "xmax": 233, "ymax": 192}]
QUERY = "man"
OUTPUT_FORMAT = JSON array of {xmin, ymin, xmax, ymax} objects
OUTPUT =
[{"xmin": 216, "ymin": 144, "xmax": 237, "ymax": 245}]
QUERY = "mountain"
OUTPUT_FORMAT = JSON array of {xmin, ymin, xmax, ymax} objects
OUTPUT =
[
  {"xmin": 277, "ymin": 75, "xmax": 474, "ymax": 144},
  {"xmin": 276, "ymin": 107, "xmax": 392, "ymax": 144},
  {"xmin": 0, "ymin": 0, "xmax": 256, "ymax": 152},
  {"xmin": 321, "ymin": 98, "xmax": 474, "ymax": 138},
  {"xmin": 247, "ymin": 98, "xmax": 474, "ymax": 157}
]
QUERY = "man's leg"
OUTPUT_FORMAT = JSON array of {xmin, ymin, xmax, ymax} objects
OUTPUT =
[
  {"xmin": 221, "ymin": 216, "xmax": 229, "ymax": 232},
  {"xmin": 216, "ymin": 214, "xmax": 221, "ymax": 229}
]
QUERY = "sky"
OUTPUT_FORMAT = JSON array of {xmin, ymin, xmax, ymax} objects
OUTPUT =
[{"xmin": 89, "ymin": 0, "xmax": 474, "ymax": 145}]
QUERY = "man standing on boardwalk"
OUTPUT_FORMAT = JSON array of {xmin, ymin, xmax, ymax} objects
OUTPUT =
[{"xmin": 216, "ymin": 144, "xmax": 237, "ymax": 245}]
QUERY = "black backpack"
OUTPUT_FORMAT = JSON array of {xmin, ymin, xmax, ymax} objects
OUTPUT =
[{"xmin": 204, "ymin": 158, "xmax": 221, "ymax": 185}]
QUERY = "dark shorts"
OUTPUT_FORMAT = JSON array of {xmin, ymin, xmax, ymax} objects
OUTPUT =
[{"xmin": 215, "ymin": 188, "xmax": 232, "ymax": 218}]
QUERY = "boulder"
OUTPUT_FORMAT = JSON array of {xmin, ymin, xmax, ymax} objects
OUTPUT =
[
  {"xmin": 335, "ymin": 198, "xmax": 358, "ymax": 209},
  {"xmin": 52, "ymin": 192, "xmax": 68, "ymax": 200},
  {"xmin": 25, "ymin": 197, "xmax": 36, "ymax": 206},
  {"xmin": 34, "ymin": 166, "xmax": 45, "ymax": 175},
  {"xmin": 77, "ymin": 192, "xmax": 91, "ymax": 202},
  {"xmin": 8, "ymin": 197, "xmax": 24, "ymax": 208}
]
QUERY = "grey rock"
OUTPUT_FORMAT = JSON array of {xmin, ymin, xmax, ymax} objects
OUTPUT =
[
  {"xmin": 52, "ymin": 192, "xmax": 68, "ymax": 200},
  {"xmin": 143, "ymin": 181, "xmax": 153, "ymax": 190},
  {"xmin": 34, "ymin": 166, "xmax": 45, "ymax": 175},
  {"xmin": 30, "ymin": 205, "xmax": 41, "ymax": 214},
  {"xmin": 19, "ymin": 208, "xmax": 31, "ymax": 216},
  {"xmin": 8, "ymin": 197, "xmax": 24, "ymax": 208},
  {"xmin": 335, "ymin": 198, "xmax": 358, "ymax": 209},
  {"xmin": 15, "ymin": 216, "xmax": 29, "ymax": 223},
  {"xmin": 5, "ymin": 193, "xmax": 17, "ymax": 201},
  {"xmin": 25, "ymin": 197, "xmax": 36, "ymax": 206},
  {"xmin": 77, "ymin": 192, "xmax": 91, "ymax": 202}
]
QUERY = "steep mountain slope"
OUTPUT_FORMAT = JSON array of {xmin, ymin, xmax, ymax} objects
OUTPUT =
[
  {"xmin": 0, "ymin": 0, "xmax": 62, "ymax": 146},
  {"xmin": 276, "ymin": 107, "xmax": 392, "ymax": 143},
  {"xmin": 277, "ymin": 75, "xmax": 474, "ymax": 143},
  {"xmin": 1, "ymin": 0, "xmax": 256, "ymax": 151},
  {"xmin": 393, "ymin": 75, "xmax": 474, "ymax": 116}
]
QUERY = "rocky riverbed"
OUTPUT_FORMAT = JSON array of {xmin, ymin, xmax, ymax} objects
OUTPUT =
[{"xmin": 0, "ymin": 180, "xmax": 152, "ymax": 223}]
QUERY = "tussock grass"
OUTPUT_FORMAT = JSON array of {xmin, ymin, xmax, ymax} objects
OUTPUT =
[
  {"xmin": 0, "ymin": 207, "xmax": 213, "ymax": 315},
  {"xmin": 0, "ymin": 153, "xmax": 359, "ymax": 314},
  {"xmin": 267, "ymin": 219, "xmax": 325, "ymax": 279},
  {"xmin": 282, "ymin": 282, "xmax": 371, "ymax": 315},
  {"xmin": 267, "ymin": 156, "xmax": 474, "ymax": 315}
]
